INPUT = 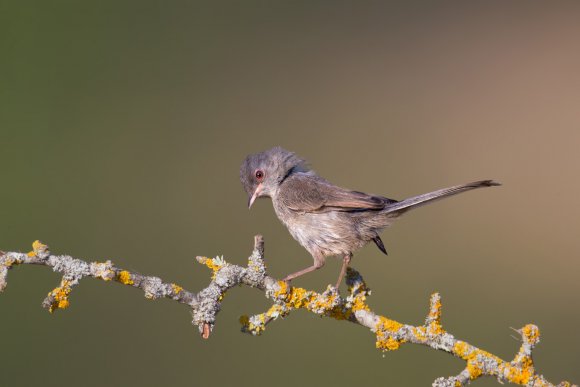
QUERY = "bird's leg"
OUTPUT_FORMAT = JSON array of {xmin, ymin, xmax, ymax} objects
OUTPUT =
[
  {"xmin": 335, "ymin": 254, "xmax": 352, "ymax": 289},
  {"xmin": 282, "ymin": 254, "xmax": 325, "ymax": 283}
]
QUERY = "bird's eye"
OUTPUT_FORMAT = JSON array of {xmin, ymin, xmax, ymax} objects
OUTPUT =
[{"xmin": 255, "ymin": 170, "xmax": 264, "ymax": 181}]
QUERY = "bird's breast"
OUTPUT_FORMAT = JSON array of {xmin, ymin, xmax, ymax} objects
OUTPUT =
[{"xmin": 271, "ymin": 199, "xmax": 366, "ymax": 257}]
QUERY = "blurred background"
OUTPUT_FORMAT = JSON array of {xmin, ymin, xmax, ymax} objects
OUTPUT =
[{"xmin": 1, "ymin": 1, "xmax": 579, "ymax": 386}]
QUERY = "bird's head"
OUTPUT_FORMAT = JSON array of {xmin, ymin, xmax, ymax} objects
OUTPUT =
[{"xmin": 240, "ymin": 147, "xmax": 308, "ymax": 208}]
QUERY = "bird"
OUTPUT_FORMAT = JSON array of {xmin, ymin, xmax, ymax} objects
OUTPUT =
[{"xmin": 240, "ymin": 146, "xmax": 500, "ymax": 289}]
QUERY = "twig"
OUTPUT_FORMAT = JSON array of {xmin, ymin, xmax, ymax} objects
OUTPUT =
[{"xmin": 0, "ymin": 237, "xmax": 574, "ymax": 387}]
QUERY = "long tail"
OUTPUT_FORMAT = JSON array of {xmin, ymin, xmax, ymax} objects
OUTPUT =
[{"xmin": 383, "ymin": 180, "xmax": 500, "ymax": 215}]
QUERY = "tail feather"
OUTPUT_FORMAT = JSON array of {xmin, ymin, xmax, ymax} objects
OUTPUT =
[{"xmin": 383, "ymin": 180, "xmax": 500, "ymax": 215}]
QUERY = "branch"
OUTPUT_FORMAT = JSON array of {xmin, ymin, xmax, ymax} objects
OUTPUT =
[{"xmin": 0, "ymin": 238, "xmax": 574, "ymax": 386}]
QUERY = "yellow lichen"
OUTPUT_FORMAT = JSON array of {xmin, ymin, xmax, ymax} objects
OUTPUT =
[
  {"xmin": 171, "ymin": 283, "xmax": 183, "ymax": 294},
  {"xmin": 376, "ymin": 336, "xmax": 404, "ymax": 351},
  {"xmin": 350, "ymin": 294, "xmax": 370, "ymax": 312},
  {"xmin": 204, "ymin": 258, "xmax": 222, "ymax": 271},
  {"xmin": 200, "ymin": 257, "xmax": 224, "ymax": 279},
  {"xmin": 272, "ymin": 279, "xmax": 377, "ymax": 324},
  {"xmin": 272, "ymin": 282, "xmax": 349, "ymax": 320},
  {"xmin": 32, "ymin": 240, "xmax": 46, "ymax": 251},
  {"xmin": 375, "ymin": 316, "xmax": 405, "ymax": 352},
  {"xmin": 467, "ymin": 361, "xmax": 483, "ymax": 379},
  {"xmin": 427, "ymin": 321, "xmax": 445, "ymax": 335},
  {"xmin": 311, "ymin": 292, "xmax": 337, "ymax": 312},
  {"xmin": 453, "ymin": 341, "xmax": 469, "ymax": 357},
  {"xmin": 205, "ymin": 260, "xmax": 221, "ymax": 271},
  {"xmin": 376, "ymin": 335, "xmax": 405, "ymax": 351},
  {"xmin": 273, "ymin": 280, "xmax": 288, "ymax": 298},
  {"xmin": 521, "ymin": 324, "xmax": 540, "ymax": 345},
  {"xmin": 428, "ymin": 294, "xmax": 442, "ymax": 322},
  {"xmin": 28, "ymin": 240, "xmax": 48, "ymax": 257},
  {"xmin": 117, "ymin": 270, "xmax": 134, "ymax": 285},
  {"xmin": 412, "ymin": 326, "xmax": 428, "ymax": 342},
  {"xmin": 377, "ymin": 316, "xmax": 403, "ymax": 332},
  {"xmin": 281, "ymin": 286, "xmax": 311, "ymax": 309},
  {"xmin": 47, "ymin": 280, "xmax": 72, "ymax": 313},
  {"xmin": 508, "ymin": 359, "xmax": 532, "ymax": 384}
]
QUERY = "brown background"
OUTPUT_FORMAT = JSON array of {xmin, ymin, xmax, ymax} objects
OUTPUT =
[{"xmin": 1, "ymin": 2, "xmax": 579, "ymax": 386}]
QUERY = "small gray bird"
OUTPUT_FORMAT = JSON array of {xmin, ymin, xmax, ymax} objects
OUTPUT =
[{"xmin": 240, "ymin": 147, "xmax": 499, "ymax": 288}]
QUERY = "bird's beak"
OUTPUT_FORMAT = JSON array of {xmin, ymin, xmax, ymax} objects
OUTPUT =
[{"xmin": 248, "ymin": 183, "xmax": 263, "ymax": 209}]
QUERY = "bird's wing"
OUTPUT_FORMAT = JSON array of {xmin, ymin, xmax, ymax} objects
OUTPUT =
[{"xmin": 279, "ymin": 174, "xmax": 393, "ymax": 213}]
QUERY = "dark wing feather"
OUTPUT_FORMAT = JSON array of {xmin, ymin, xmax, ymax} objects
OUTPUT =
[{"xmin": 279, "ymin": 174, "xmax": 393, "ymax": 212}]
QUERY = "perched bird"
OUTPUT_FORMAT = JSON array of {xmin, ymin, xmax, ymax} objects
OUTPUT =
[{"xmin": 240, "ymin": 147, "xmax": 500, "ymax": 288}]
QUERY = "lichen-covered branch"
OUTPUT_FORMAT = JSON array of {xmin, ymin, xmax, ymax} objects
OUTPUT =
[
  {"xmin": 0, "ymin": 241, "xmax": 197, "ymax": 313},
  {"xmin": 0, "ymin": 238, "xmax": 574, "ymax": 387}
]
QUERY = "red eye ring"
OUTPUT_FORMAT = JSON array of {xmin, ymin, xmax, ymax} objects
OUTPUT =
[{"xmin": 255, "ymin": 170, "xmax": 264, "ymax": 181}]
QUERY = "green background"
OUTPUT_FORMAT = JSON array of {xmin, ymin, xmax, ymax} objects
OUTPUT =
[{"xmin": 1, "ymin": 2, "xmax": 579, "ymax": 386}]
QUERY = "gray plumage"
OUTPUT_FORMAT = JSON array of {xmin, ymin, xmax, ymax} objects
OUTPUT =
[{"xmin": 240, "ymin": 146, "xmax": 500, "ymax": 288}]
